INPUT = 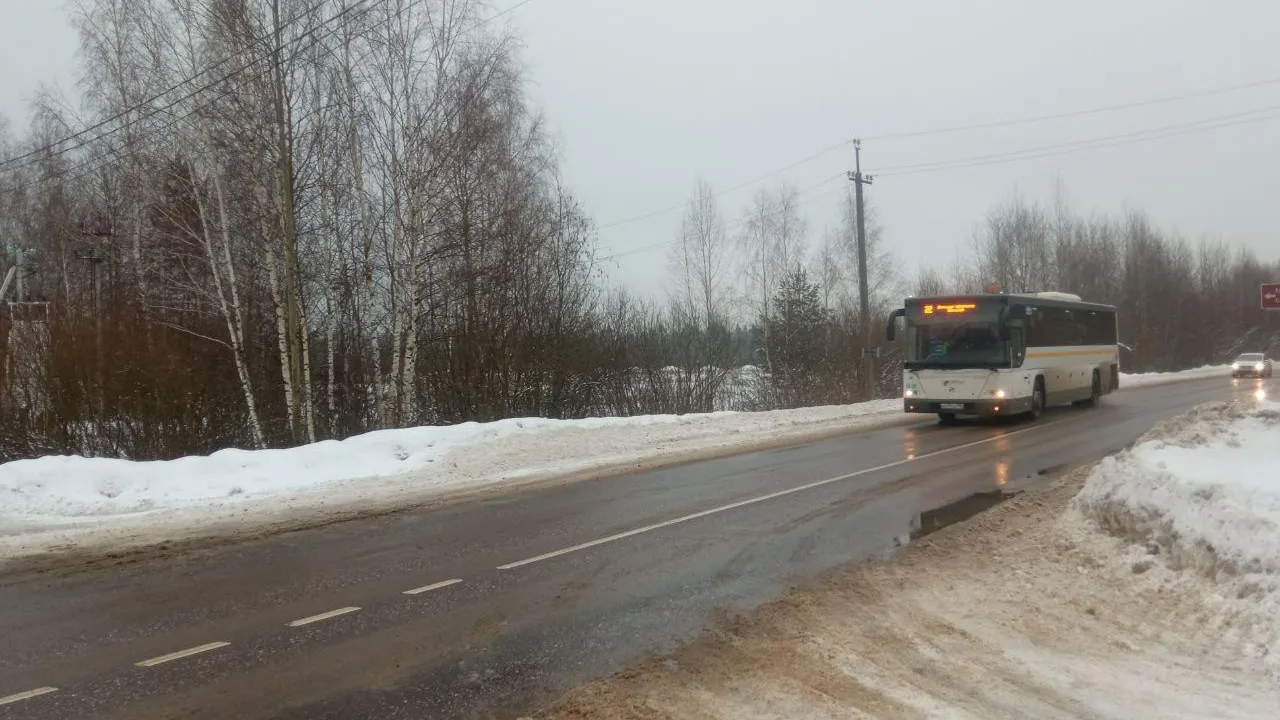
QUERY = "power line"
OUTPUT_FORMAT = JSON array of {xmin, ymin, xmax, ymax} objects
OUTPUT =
[
  {"xmin": 594, "ymin": 74, "xmax": 1280, "ymax": 232},
  {"xmin": 596, "ymin": 173, "xmax": 847, "ymax": 263},
  {"xmin": 596, "ymin": 139, "xmax": 852, "ymax": 230},
  {"xmin": 485, "ymin": 0, "xmax": 538, "ymax": 24},
  {"xmin": 872, "ymin": 103, "xmax": 1280, "ymax": 174},
  {"xmin": 9, "ymin": 3, "xmax": 1276, "ymax": 262},
  {"xmin": 594, "ymin": 99, "xmax": 1280, "ymax": 261},
  {"xmin": 0, "ymin": 0, "xmax": 374, "ymax": 173},
  {"xmin": 0, "ymin": 0, "xmax": 530, "ymax": 187},
  {"xmin": 873, "ymin": 105, "xmax": 1280, "ymax": 178},
  {"xmin": 863, "ymin": 74, "xmax": 1280, "ymax": 141}
]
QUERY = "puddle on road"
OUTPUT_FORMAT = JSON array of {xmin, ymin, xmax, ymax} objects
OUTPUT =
[
  {"xmin": 888, "ymin": 488, "xmax": 1021, "ymax": 550},
  {"xmin": 908, "ymin": 489, "xmax": 1019, "ymax": 541}
]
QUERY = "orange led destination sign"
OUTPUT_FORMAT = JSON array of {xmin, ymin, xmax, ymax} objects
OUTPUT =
[{"xmin": 921, "ymin": 302, "xmax": 977, "ymax": 316}]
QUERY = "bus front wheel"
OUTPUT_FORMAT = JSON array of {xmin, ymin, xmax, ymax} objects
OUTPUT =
[{"xmin": 1026, "ymin": 380, "xmax": 1045, "ymax": 421}]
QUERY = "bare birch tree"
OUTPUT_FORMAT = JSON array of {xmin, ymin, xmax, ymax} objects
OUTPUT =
[{"xmin": 667, "ymin": 176, "xmax": 729, "ymax": 326}]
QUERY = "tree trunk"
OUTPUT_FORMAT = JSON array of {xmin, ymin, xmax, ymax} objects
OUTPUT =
[
  {"xmin": 271, "ymin": 0, "xmax": 308, "ymax": 444},
  {"xmin": 202, "ymin": 170, "xmax": 266, "ymax": 448},
  {"xmin": 297, "ymin": 279, "xmax": 316, "ymax": 444},
  {"xmin": 260, "ymin": 210, "xmax": 297, "ymax": 438},
  {"xmin": 327, "ymin": 297, "xmax": 337, "ymax": 437}
]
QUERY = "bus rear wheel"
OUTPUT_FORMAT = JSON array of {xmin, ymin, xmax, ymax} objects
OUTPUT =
[{"xmin": 1075, "ymin": 370, "xmax": 1101, "ymax": 408}]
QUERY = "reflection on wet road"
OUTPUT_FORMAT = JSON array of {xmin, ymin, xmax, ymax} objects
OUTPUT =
[{"xmin": 909, "ymin": 489, "xmax": 1019, "ymax": 541}]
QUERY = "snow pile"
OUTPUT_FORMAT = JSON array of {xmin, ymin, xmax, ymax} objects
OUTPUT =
[
  {"xmin": 0, "ymin": 362, "xmax": 1233, "ymax": 561},
  {"xmin": 1119, "ymin": 363, "xmax": 1231, "ymax": 388},
  {"xmin": 1072, "ymin": 398, "xmax": 1280, "ymax": 647},
  {"xmin": 2, "ymin": 416, "xmax": 604, "ymax": 519},
  {"xmin": 0, "ymin": 399, "xmax": 905, "ymax": 558}
]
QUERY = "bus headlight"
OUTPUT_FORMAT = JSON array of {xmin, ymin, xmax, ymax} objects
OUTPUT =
[
  {"xmin": 993, "ymin": 389, "xmax": 1006, "ymax": 399},
  {"xmin": 904, "ymin": 388, "xmax": 916, "ymax": 398},
  {"xmin": 1232, "ymin": 363, "xmax": 1240, "ymax": 370}
]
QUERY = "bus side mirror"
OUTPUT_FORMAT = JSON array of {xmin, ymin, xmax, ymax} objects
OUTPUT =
[{"xmin": 886, "ymin": 308, "xmax": 906, "ymax": 341}]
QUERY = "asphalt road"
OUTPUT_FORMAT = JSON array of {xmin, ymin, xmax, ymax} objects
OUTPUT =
[{"xmin": 0, "ymin": 375, "xmax": 1270, "ymax": 720}]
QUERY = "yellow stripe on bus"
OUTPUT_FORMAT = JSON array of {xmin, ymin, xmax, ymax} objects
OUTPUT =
[{"xmin": 1025, "ymin": 349, "xmax": 1117, "ymax": 359}]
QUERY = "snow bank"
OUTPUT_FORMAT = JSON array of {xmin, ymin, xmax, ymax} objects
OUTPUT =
[
  {"xmin": 1073, "ymin": 398, "xmax": 1280, "ymax": 614},
  {"xmin": 0, "ymin": 400, "xmax": 906, "ymax": 559},
  {"xmin": 0, "ymin": 362, "xmax": 1233, "ymax": 562},
  {"xmin": 2, "ymin": 414, "xmax": 737, "ymax": 520},
  {"xmin": 1119, "ymin": 363, "xmax": 1232, "ymax": 388}
]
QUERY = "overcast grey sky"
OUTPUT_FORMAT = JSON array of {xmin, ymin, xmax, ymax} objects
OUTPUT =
[{"xmin": 4, "ymin": 0, "xmax": 1278, "ymax": 298}]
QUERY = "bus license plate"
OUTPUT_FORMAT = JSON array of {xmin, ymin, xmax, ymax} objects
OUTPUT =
[{"xmin": 941, "ymin": 403, "xmax": 964, "ymax": 411}]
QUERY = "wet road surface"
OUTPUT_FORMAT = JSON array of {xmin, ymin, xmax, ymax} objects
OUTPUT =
[{"xmin": 0, "ymin": 375, "xmax": 1270, "ymax": 719}]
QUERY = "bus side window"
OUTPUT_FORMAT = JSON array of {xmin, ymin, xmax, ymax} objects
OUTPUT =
[
  {"xmin": 1008, "ymin": 322, "xmax": 1026, "ymax": 366},
  {"xmin": 1026, "ymin": 309, "xmax": 1048, "ymax": 347},
  {"xmin": 1062, "ymin": 310, "xmax": 1084, "ymax": 345}
]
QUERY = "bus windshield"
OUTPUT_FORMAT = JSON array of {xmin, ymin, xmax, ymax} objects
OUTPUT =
[{"xmin": 904, "ymin": 299, "xmax": 1009, "ymax": 369}]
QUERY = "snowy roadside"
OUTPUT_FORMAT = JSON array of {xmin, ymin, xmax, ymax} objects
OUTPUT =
[
  {"xmin": 1072, "ymin": 398, "xmax": 1280, "ymax": 626},
  {"xmin": 534, "ymin": 397, "xmax": 1280, "ymax": 719},
  {"xmin": 0, "ymin": 363, "xmax": 1235, "ymax": 564},
  {"xmin": 1119, "ymin": 363, "xmax": 1231, "ymax": 388},
  {"xmin": 0, "ymin": 399, "xmax": 908, "ymax": 562}
]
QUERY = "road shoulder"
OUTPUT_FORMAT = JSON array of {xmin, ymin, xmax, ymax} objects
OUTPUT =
[{"xmin": 535, "ymin": 411, "xmax": 1280, "ymax": 719}]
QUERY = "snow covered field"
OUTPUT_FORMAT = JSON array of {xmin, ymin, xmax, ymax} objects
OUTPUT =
[
  {"xmin": 0, "ymin": 363, "xmax": 1237, "ymax": 562},
  {"xmin": 535, "ymin": 397, "xmax": 1280, "ymax": 719}
]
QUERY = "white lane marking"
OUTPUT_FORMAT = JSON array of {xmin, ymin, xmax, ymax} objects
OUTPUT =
[
  {"xmin": 135, "ymin": 641, "xmax": 231, "ymax": 668},
  {"xmin": 497, "ymin": 419, "xmax": 1066, "ymax": 570},
  {"xmin": 0, "ymin": 687, "xmax": 58, "ymax": 706},
  {"xmin": 287, "ymin": 606, "xmax": 361, "ymax": 627},
  {"xmin": 403, "ymin": 578, "xmax": 463, "ymax": 596}
]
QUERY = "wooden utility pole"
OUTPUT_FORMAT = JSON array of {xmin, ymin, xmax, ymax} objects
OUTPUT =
[
  {"xmin": 14, "ymin": 246, "xmax": 25, "ymax": 302},
  {"xmin": 77, "ymin": 227, "xmax": 112, "ymax": 407},
  {"xmin": 847, "ymin": 139, "xmax": 876, "ymax": 400}
]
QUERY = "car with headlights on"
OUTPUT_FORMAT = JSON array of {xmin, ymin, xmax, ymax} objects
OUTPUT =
[{"xmin": 1231, "ymin": 352, "xmax": 1273, "ymax": 378}]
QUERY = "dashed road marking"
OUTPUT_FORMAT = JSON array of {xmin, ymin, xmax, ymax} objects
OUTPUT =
[
  {"xmin": 135, "ymin": 641, "xmax": 231, "ymax": 668},
  {"xmin": 403, "ymin": 578, "xmax": 463, "ymax": 595},
  {"xmin": 287, "ymin": 606, "xmax": 361, "ymax": 627},
  {"xmin": 0, "ymin": 687, "xmax": 58, "ymax": 706},
  {"xmin": 496, "ymin": 419, "xmax": 1066, "ymax": 570}
]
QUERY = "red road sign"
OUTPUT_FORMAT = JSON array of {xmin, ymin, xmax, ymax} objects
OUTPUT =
[{"xmin": 1263, "ymin": 282, "xmax": 1280, "ymax": 310}]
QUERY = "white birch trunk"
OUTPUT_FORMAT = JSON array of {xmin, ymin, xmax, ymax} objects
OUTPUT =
[
  {"xmin": 199, "ymin": 170, "xmax": 267, "ymax": 448},
  {"xmin": 326, "ymin": 298, "xmax": 337, "ymax": 437},
  {"xmin": 259, "ymin": 210, "xmax": 298, "ymax": 437},
  {"xmin": 297, "ymin": 280, "xmax": 317, "ymax": 444}
]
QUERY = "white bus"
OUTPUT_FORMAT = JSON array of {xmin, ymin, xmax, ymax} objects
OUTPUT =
[{"xmin": 886, "ymin": 291, "xmax": 1119, "ymax": 423}]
